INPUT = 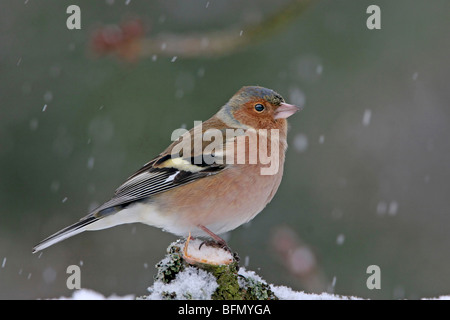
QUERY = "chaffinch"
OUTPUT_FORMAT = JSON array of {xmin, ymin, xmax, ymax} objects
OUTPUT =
[{"xmin": 33, "ymin": 86, "xmax": 300, "ymax": 253}]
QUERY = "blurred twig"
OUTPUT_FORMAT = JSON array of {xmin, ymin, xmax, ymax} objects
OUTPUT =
[{"xmin": 90, "ymin": 0, "xmax": 314, "ymax": 61}]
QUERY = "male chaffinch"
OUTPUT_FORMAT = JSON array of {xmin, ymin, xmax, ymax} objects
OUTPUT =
[{"xmin": 33, "ymin": 86, "xmax": 300, "ymax": 253}]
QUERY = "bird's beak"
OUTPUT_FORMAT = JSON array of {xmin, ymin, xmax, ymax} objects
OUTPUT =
[{"xmin": 274, "ymin": 103, "xmax": 302, "ymax": 119}]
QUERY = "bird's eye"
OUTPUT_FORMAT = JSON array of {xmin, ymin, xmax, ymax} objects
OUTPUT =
[{"xmin": 254, "ymin": 104, "xmax": 265, "ymax": 112}]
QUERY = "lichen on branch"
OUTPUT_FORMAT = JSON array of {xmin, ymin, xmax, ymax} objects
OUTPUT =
[{"xmin": 140, "ymin": 239, "xmax": 277, "ymax": 300}]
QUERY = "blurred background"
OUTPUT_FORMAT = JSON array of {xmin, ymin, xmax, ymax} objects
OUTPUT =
[{"xmin": 1, "ymin": 0, "xmax": 449, "ymax": 300}]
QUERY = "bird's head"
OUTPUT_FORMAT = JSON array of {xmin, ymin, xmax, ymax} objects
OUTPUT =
[{"xmin": 219, "ymin": 86, "xmax": 301, "ymax": 130}]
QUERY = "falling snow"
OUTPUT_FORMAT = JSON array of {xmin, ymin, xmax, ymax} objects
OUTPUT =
[
  {"xmin": 377, "ymin": 201, "xmax": 399, "ymax": 216},
  {"xmin": 316, "ymin": 64, "xmax": 323, "ymax": 75},
  {"xmin": 42, "ymin": 267, "xmax": 57, "ymax": 284},
  {"xmin": 319, "ymin": 135, "xmax": 325, "ymax": 144},
  {"xmin": 377, "ymin": 201, "xmax": 387, "ymax": 215},
  {"xmin": 50, "ymin": 180, "xmax": 60, "ymax": 193},
  {"xmin": 29, "ymin": 118, "xmax": 39, "ymax": 131},
  {"xmin": 388, "ymin": 201, "xmax": 399, "ymax": 216},
  {"xmin": 292, "ymin": 55, "xmax": 323, "ymax": 82},
  {"xmin": 336, "ymin": 234, "xmax": 345, "ymax": 246},
  {"xmin": 44, "ymin": 91, "xmax": 53, "ymax": 103},
  {"xmin": 87, "ymin": 156, "xmax": 95, "ymax": 170},
  {"xmin": 362, "ymin": 109, "xmax": 372, "ymax": 126},
  {"xmin": 293, "ymin": 133, "xmax": 308, "ymax": 153},
  {"xmin": 289, "ymin": 87, "xmax": 306, "ymax": 109}
]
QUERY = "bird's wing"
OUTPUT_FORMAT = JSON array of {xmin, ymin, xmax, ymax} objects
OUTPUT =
[{"xmin": 91, "ymin": 153, "xmax": 227, "ymax": 216}]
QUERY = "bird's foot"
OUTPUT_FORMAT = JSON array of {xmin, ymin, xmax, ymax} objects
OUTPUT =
[
  {"xmin": 197, "ymin": 224, "xmax": 233, "ymax": 255},
  {"xmin": 198, "ymin": 239, "xmax": 232, "ymax": 254}
]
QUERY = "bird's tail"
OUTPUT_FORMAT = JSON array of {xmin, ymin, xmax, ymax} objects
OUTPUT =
[{"xmin": 32, "ymin": 216, "xmax": 98, "ymax": 253}]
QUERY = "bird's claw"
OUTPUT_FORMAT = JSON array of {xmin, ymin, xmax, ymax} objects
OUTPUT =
[{"xmin": 198, "ymin": 239, "xmax": 233, "ymax": 255}]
